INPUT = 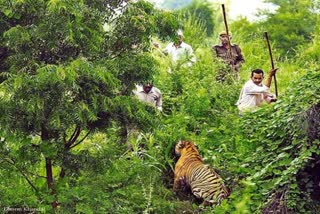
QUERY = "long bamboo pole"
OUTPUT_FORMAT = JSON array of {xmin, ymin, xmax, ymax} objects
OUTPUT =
[
  {"xmin": 264, "ymin": 31, "xmax": 278, "ymax": 97},
  {"xmin": 221, "ymin": 4, "xmax": 231, "ymax": 50}
]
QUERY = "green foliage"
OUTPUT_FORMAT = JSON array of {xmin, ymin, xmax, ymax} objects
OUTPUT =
[
  {"xmin": 110, "ymin": 53, "xmax": 160, "ymax": 94},
  {"xmin": 216, "ymin": 69, "xmax": 320, "ymax": 213},
  {"xmin": 0, "ymin": 0, "xmax": 162, "ymax": 212},
  {"xmin": 1, "ymin": 0, "xmax": 105, "ymax": 68},
  {"xmin": 153, "ymin": 6, "xmax": 207, "ymax": 49},
  {"xmin": 104, "ymin": 0, "xmax": 158, "ymax": 56},
  {"xmin": 176, "ymin": 12, "xmax": 207, "ymax": 51},
  {"xmin": 179, "ymin": 0, "xmax": 217, "ymax": 36},
  {"xmin": 257, "ymin": 0, "xmax": 319, "ymax": 58},
  {"xmin": 54, "ymin": 133, "xmax": 178, "ymax": 213},
  {"xmin": 0, "ymin": 59, "xmax": 122, "ymax": 134},
  {"xmin": 297, "ymin": 17, "xmax": 320, "ymax": 67},
  {"xmin": 1, "ymin": 0, "xmax": 320, "ymax": 213},
  {"xmin": 153, "ymin": 10, "xmax": 180, "ymax": 42}
]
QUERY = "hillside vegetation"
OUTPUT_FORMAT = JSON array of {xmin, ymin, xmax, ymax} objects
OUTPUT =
[{"xmin": 0, "ymin": 0, "xmax": 319, "ymax": 213}]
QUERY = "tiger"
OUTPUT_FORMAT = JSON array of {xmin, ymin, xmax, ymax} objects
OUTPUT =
[{"xmin": 173, "ymin": 140, "xmax": 229, "ymax": 206}]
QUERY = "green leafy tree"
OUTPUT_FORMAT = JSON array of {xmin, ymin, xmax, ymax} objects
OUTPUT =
[
  {"xmin": 297, "ymin": 15, "xmax": 320, "ymax": 66},
  {"xmin": 153, "ymin": 10, "xmax": 180, "ymax": 41},
  {"xmin": 0, "ymin": 0, "xmax": 162, "ymax": 210},
  {"xmin": 258, "ymin": 0, "xmax": 319, "ymax": 57},
  {"xmin": 179, "ymin": 0, "xmax": 217, "ymax": 36}
]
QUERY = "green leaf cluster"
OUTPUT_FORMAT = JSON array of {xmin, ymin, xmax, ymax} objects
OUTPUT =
[{"xmin": 1, "ymin": 0, "xmax": 320, "ymax": 213}]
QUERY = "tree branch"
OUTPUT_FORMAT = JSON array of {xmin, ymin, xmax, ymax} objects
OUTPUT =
[
  {"xmin": 65, "ymin": 126, "xmax": 81, "ymax": 149},
  {"xmin": 70, "ymin": 130, "xmax": 91, "ymax": 149},
  {"xmin": 4, "ymin": 158, "xmax": 38, "ymax": 192}
]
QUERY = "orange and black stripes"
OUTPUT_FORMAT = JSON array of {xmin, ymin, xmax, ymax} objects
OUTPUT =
[{"xmin": 174, "ymin": 140, "xmax": 229, "ymax": 205}]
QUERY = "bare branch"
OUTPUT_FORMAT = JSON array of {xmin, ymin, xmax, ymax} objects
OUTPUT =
[{"xmin": 70, "ymin": 130, "xmax": 91, "ymax": 149}]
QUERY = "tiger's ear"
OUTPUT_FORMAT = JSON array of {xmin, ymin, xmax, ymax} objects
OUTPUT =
[
  {"xmin": 175, "ymin": 140, "xmax": 186, "ymax": 156},
  {"xmin": 178, "ymin": 140, "xmax": 186, "ymax": 147}
]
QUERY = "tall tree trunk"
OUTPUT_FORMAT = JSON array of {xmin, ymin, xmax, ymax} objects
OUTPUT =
[
  {"xmin": 45, "ymin": 157, "xmax": 58, "ymax": 208},
  {"xmin": 42, "ymin": 125, "xmax": 58, "ymax": 208}
]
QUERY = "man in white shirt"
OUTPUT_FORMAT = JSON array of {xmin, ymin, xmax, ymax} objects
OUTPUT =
[
  {"xmin": 236, "ymin": 68, "xmax": 278, "ymax": 113},
  {"xmin": 133, "ymin": 82, "xmax": 163, "ymax": 111},
  {"xmin": 159, "ymin": 30, "xmax": 196, "ymax": 67}
]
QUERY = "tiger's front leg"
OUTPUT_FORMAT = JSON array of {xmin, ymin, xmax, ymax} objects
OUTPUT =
[
  {"xmin": 173, "ymin": 176, "xmax": 187, "ymax": 192},
  {"xmin": 173, "ymin": 175, "xmax": 181, "ymax": 192}
]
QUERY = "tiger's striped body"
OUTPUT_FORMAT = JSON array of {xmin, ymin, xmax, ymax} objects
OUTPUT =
[{"xmin": 174, "ymin": 140, "xmax": 229, "ymax": 205}]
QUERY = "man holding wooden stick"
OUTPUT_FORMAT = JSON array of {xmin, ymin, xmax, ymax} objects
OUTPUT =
[
  {"xmin": 212, "ymin": 31, "xmax": 245, "ymax": 81},
  {"xmin": 212, "ymin": 4, "xmax": 244, "ymax": 82},
  {"xmin": 236, "ymin": 68, "xmax": 278, "ymax": 113}
]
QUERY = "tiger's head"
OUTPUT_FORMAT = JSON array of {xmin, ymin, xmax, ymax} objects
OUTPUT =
[{"xmin": 175, "ymin": 140, "xmax": 200, "ymax": 156}]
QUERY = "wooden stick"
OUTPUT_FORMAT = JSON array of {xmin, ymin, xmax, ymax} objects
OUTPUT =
[
  {"xmin": 264, "ymin": 31, "xmax": 278, "ymax": 97},
  {"xmin": 221, "ymin": 4, "xmax": 231, "ymax": 49}
]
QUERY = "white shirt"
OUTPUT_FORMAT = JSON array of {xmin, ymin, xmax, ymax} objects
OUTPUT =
[
  {"xmin": 133, "ymin": 85, "xmax": 163, "ymax": 111},
  {"xmin": 236, "ymin": 80, "xmax": 276, "ymax": 113},
  {"xmin": 163, "ymin": 42, "xmax": 196, "ymax": 67}
]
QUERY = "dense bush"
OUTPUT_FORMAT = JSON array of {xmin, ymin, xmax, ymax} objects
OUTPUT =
[
  {"xmin": 214, "ymin": 69, "xmax": 320, "ymax": 213},
  {"xmin": 0, "ymin": 0, "xmax": 319, "ymax": 213}
]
